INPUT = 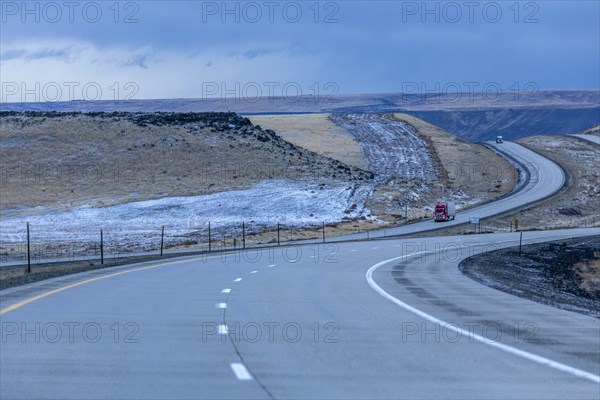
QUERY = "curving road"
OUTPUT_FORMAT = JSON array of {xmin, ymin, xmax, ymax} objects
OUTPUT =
[
  {"xmin": 311, "ymin": 140, "xmax": 565, "ymax": 241},
  {"xmin": 570, "ymin": 134, "xmax": 600, "ymax": 145},
  {"xmin": 1, "ymin": 141, "xmax": 598, "ymax": 399},
  {"xmin": 1, "ymin": 230, "xmax": 598, "ymax": 399}
]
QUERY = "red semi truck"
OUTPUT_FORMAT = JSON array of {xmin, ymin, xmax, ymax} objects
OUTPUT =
[{"xmin": 434, "ymin": 202, "xmax": 456, "ymax": 222}]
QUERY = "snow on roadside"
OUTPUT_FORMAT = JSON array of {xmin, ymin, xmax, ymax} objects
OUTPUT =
[
  {"xmin": 329, "ymin": 114, "xmax": 437, "ymax": 181},
  {"xmin": 1, "ymin": 180, "xmax": 374, "ymax": 250}
]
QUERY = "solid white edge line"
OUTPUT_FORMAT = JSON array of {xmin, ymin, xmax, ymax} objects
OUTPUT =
[
  {"xmin": 365, "ymin": 252, "xmax": 600, "ymax": 384},
  {"xmin": 230, "ymin": 363, "xmax": 253, "ymax": 380}
]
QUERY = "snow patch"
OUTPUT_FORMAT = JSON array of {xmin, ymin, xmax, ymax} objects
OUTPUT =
[{"xmin": 0, "ymin": 180, "xmax": 373, "ymax": 250}]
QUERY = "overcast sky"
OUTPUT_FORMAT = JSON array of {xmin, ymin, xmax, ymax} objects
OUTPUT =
[{"xmin": 1, "ymin": 1, "xmax": 598, "ymax": 102}]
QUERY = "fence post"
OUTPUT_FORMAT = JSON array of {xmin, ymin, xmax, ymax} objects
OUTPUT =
[
  {"xmin": 277, "ymin": 223, "xmax": 280, "ymax": 246},
  {"xmin": 519, "ymin": 231, "xmax": 523, "ymax": 256},
  {"xmin": 160, "ymin": 225, "xmax": 165, "ymax": 257},
  {"xmin": 322, "ymin": 222, "xmax": 325, "ymax": 243},
  {"xmin": 208, "ymin": 221, "xmax": 211, "ymax": 252},
  {"xmin": 26, "ymin": 221, "xmax": 31, "ymax": 274},
  {"xmin": 100, "ymin": 229, "xmax": 104, "ymax": 265},
  {"xmin": 242, "ymin": 222, "xmax": 246, "ymax": 249}
]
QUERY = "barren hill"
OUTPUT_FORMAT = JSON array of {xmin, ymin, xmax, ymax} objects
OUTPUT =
[{"xmin": 0, "ymin": 111, "xmax": 368, "ymax": 213}]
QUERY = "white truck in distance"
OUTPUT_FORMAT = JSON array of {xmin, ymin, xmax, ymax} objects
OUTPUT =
[{"xmin": 434, "ymin": 201, "xmax": 456, "ymax": 222}]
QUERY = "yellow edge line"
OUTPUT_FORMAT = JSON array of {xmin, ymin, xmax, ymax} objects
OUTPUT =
[{"xmin": 0, "ymin": 256, "xmax": 205, "ymax": 315}]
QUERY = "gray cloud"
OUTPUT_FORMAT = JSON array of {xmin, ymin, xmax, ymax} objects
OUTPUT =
[
  {"xmin": 0, "ymin": 49, "xmax": 27, "ymax": 61},
  {"xmin": 1, "ymin": 47, "xmax": 79, "ymax": 63},
  {"xmin": 123, "ymin": 53, "xmax": 152, "ymax": 69},
  {"xmin": 228, "ymin": 48, "xmax": 283, "ymax": 60}
]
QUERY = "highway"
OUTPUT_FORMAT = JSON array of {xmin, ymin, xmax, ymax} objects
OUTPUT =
[
  {"xmin": 1, "ymin": 142, "xmax": 598, "ymax": 399},
  {"xmin": 570, "ymin": 134, "xmax": 600, "ymax": 145},
  {"xmin": 322, "ymin": 141, "xmax": 565, "ymax": 241},
  {"xmin": 1, "ymin": 230, "xmax": 598, "ymax": 399}
]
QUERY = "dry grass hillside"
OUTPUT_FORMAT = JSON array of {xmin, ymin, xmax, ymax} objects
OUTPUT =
[
  {"xmin": 0, "ymin": 112, "xmax": 369, "ymax": 215},
  {"xmin": 393, "ymin": 113, "xmax": 517, "ymax": 203},
  {"xmin": 252, "ymin": 113, "xmax": 518, "ymax": 216},
  {"xmin": 250, "ymin": 114, "xmax": 518, "ymax": 223},
  {"xmin": 248, "ymin": 114, "xmax": 364, "ymax": 169}
]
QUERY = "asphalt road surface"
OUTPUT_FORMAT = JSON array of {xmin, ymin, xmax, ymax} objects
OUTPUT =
[
  {"xmin": 1, "ymin": 229, "xmax": 598, "ymax": 399},
  {"xmin": 570, "ymin": 134, "xmax": 600, "ymax": 145}
]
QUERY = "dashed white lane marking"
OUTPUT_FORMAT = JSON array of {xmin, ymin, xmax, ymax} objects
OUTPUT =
[
  {"xmin": 268, "ymin": 264, "xmax": 276, "ymax": 268},
  {"xmin": 372, "ymin": 247, "xmax": 379, "ymax": 250},
  {"xmin": 219, "ymin": 324, "xmax": 228, "ymax": 334},
  {"xmin": 234, "ymin": 278, "xmax": 242, "ymax": 282},
  {"xmin": 250, "ymin": 270, "xmax": 258, "ymax": 274},
  {"xmin": 351, "ymin": 250, "xmax": 357, "ymax": 252},
  {"xmin": 230, "ymin": 363, "xmax": 253, "ymax": 380},
  {"xmin": 216, "ymin": 303, "xmax": 227, "ymax": 309},
  {"xmin": 221, "ymin": 288, "xmax": 231, "ymax": 294},
  {"xmin": 366, "ymin": 251, "xmax": 600, "ymax": 384},
  {"xmin": 394, "ymin": 244, "xmax": 402, "ymax": 247},
  {"xmin": 310, "ymin": 255, "xmax": 316, "ymax": 258}
]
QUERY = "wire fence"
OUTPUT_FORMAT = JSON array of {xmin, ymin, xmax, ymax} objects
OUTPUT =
[
  {"xmin": 0, "ymin": 220, "xmax": 336, "ymax": 268},
  {"xmin": 2, "ymin": 213, "xmax": 599, "ymax": 271}
]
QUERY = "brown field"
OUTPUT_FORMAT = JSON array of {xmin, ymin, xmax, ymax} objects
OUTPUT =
[{"xmin": 248, "ymin": 114, "xmax": 364, "ymax": 168}]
